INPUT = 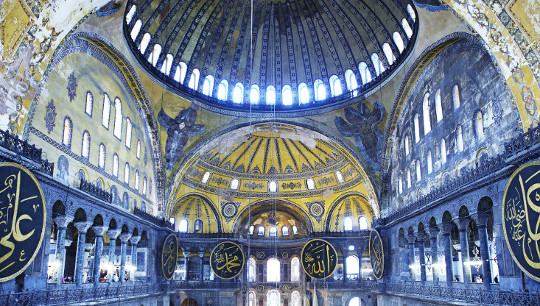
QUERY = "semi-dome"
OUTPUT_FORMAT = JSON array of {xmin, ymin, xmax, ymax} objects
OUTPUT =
[{"xmin": 123, "ymin": 0, "xmax": 418, "ymax": 115}]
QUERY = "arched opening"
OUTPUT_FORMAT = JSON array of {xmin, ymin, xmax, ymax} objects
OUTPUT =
[
  {"xmin": 267, "ymin": 258, "xmax": 280, "ymax": 282},
  {"xmin": 181, "ymin": 298, "xmax": 198, "ymax": 306},
  {"xmin": 267, "ymin": 290, "xmax": 280, "ymax": 306}
]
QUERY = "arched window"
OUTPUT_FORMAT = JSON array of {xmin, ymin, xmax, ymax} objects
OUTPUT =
[
  {"xmin": 249, "ymin": 225, "xmax": 255, "ymax": 235},
  {"xmin": 233, "ymin": 82, "xmax": 243, "ymax": 103},
  {"xmin": 434, "ymin": 89, "xmax": 443, "ymax": 122},
  {"xmin": 194, "ymin": 219, "xmax": 203, "ymax": 232},
  {"xmin": 267, "ymin": 290, "xmax": 280, "ymax": 306},
  {"xmin": 282, "ymin": 226, "xmax": 289, "ymax": 236},
  {"xmin": 142, "ymin": 177, "xmax": 147, "ymax": 195},
  {"xmin": 349, "ymin": 297, "xmax": 361, "ymax": 306},
  {"xmin": 414, "ymin": 113, "xmax": 420, "ymax": 143},
  {"xmin": 125, "ymin": 117, "xmax": 132, "ymax": 148},
  {"xmin": 344, "ymin": 217, "xmax": 353, "ymax": 231},
  {"xmin": 202, "ymin": 75, "xmax": 214, "ymax": 96},
  {"xmin": 335, "ymin": 170, "xmax": 344, "ymax": 184},
  {"xmin": 475, "ymin": 111, "xmax": 484, "ymax": 139},
  {"xmin": 292, "ymin": 225, "xmax": 298, "ymax": 235},
  {"xmin": 135, "ymin": 170, "xmax": 140, "ymax": 190},
  {"xmin": 174, "ymin": 62, "xmax": 188, "ymax": 84},
  {"xmin": 346, "ymin": 255, "xmax": 359, "ymax": 280},
  {"xmin": 201, "ymin": 171, "xmax": 211, "ymax": 184},
  {"xmin": 359, "ymin": 216, "xmax": 368, "ymax": 230},
  {"xmin": 299, "ymin": 83, "xmax": 310, "ymax": 104},
  {"xmin": 266, "ymin": 85, "xmax": 276, "ymax": 105},
  {"xmin": 282, "ymin": 85, "xmax": 293, "ymax": 106},
  {"xmin": 160, "ymin": 54, "xmax": 173, "ymax": 75},
  {"xmin": 136, "ymin": 140, "xmax": 141, "ymax": 159},
  {"xmin": 407, "ymin": 168, "xmax": 411, "ymax": 188},
  {"xmin": 102, "ymin": 94, "xmax": 111, "ymax": 128},
  {"xmin": 423, "ymin": 93, "xmax": 431, "ymax": 134},
  {"xmin": 179, "ymin": 219, "xmax": 188, "ymax": 233},
  {"xmin": 230, "ymin": 178, "xmax": 239, "ymax": 190},
  {"xmin": 124, "ymin": 163, "xmax": 130, "ymax": 184},
  {"xmin": 402, "ymin": 19, "xmax": 413, "ymax": 38},
  {"xmin": 344, "ymin": 69, "xmax": 358, "ymax": 96},
  {"xmin": 269, "ymin": 180, "xmax": 277, "ymax": 192},
  {"xmin": 113, "ymin": 153, "xmax": 119, "ymax": 177},
  {"xmin": 188, "ymin": 69, "xmax": 200, "ymax": 90},
  {"xmin": 114, "ymin": 98, "xmax": 122, "ymax": 139},
  {"xmin": 258, "ymin": 225, "xmax": 265, "ymax": 236},
  {"xmin": 98, "ymin": 144, "xmax": 106, "ymax": 169},
  {"xmin": 393, "ymin": 32, "xmax": 405, "ymax": 53},
  {"xmin": 382, "ymin": 43, "xmax": 395, "ymax": 66},
  {"xmin": 314, "ymin": 79, "xmax": 326, "ymax": 101},
  {"xmin": 148, "ymin": 44, "xmax": 161, "ymax": 66},
  {"xmin": 291, "ymin": 291, "xmax": 302, "ymax": 306},
  {"xmin": 441, "ymin": 139, "xmax": 447, "ymax": 164},
  {"xmin": 358, "ymin": 62, "xmax": 372, "ymax": 85},
  {"xmin": 248, "ymin": 258, "xmax": 256, "ymax": 282},
  {"xmin": 81, "ymin": 131, "xmax": 90, "ymax": 159},
  {"xmin": 267, "ymin": 258, "xmax": 280, "ymax": 282},
  {"xmin": 427, "ymin": 150, "xmax": 433, "ymax": 174},
  {"xmin": 217, "ymin": 80, "xmax": 228, "ymax": 100},
  {"xmin": 269, "ymin": 226, "xmax": 277, "ymax": 237},
  {"xmin": 139, "ymin": 33, "xmax": 151, "ymax": 54},
  {"xmin": 457, "ymin": 125, "xmax": 464, "ymax": 152},
  {"xmin": 63, "ymin": 117, "xmax": 72, "ymax": 148},
  {"xmin": 405, "ymin": 135, "xmax": 410, "ymax": 155},
  {"xmin": 291, "ymin": 257, "xmax": 300, "ymax": 282},
  {"xmin": 371, "ymin": 53, "xmax": 385, "ymax": 76},
  {"xmin": 85, "ymin": 92, "xmax": 93, "ymax": 116},
  {"xmin": 398, "ymin": 175, "xmax": 403, "ymax": 194},
  {"xmin": 248, "ymin": 292, "xmax": 256, "ymax": 306},
  {"xmin": 250, "ymin": 84, "xmax": 260, "ymax": 104},
  {"xmin": 407, "ymin": 4, "xmax": 416, "ymax": 22},
  {"xmin": 416, "ymin": 160, "xmax": 421, "ymax": 181},
  {"xmin": 306, "ymin": 178, "xmax": 315, "ymax": 190},
  {"xmin": 453, "ymin": 85, "xmax": 460, "ymax": 109},
  {"xmin": 130, "ymin": 20, "xmax": 142, "ymax": 40},
  {"xmin": 329, "ymin": 75, "xmax": 342, "ymax": 97}
]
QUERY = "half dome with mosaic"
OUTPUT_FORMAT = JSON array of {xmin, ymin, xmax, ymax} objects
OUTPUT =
[{"xmin": 124, "ymin": 0, "xmax": 418, "ymax": 113}]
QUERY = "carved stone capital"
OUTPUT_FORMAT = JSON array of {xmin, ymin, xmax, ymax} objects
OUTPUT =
[
  {"xmin": 92, "ymin": 226, "xmax": 109, "ymax": 237},
  {"xmin": 130, "ymin": 235, "xmax": 141, "ymax": 245},
  {"xmin": 74, "ymin": 221, "xmax": 92, "ymax": 234},
  {"xmin": 53, "ymin": 216, "xmax": 73, "ymax": 229},
  {"xmin": 416, "ymin": 231, "xmax": 427, "ymax": 242},
  {"xmin": 428, "ymin": 226, "xmax": 439, "ymax": 238},
  {"xmin": 407, "ymin": 233, "xmax": 416, "ymax": 244},
  {"xmin": 119, "ymin": 233, "xmax": 132, "ymax": 243},
  {"xmin": 440, "ymin": 222, "xmax": 453, "ymax": 235},
  {"xmin": 107, "ymin": 229, "xmax": 121, "ymax": 240},
  {"xmin": 476, "ymin": 212, "xmax": 490, "ymax": 228},
  {"xmin": 457, "ymin": 217, "xmax": 470, "ymax": 232}
]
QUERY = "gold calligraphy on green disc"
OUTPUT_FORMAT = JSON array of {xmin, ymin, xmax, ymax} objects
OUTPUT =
[
  {"xmin": 503, "ymin": 161, "xmax": 540, "ymax": 282},
  {"xmin": 0, "ymin": 163, "xmax": 46, "ymax": 282},
  {"xmin": 210, "ymin": 241, "xmax": 244, "ymax": 279},
  {"xmin": 301, "ymin": 239, "xmax": 337, "ymax": 279},
  {"xmin": 369, "ymin": 229, "xmax": 384, "ymax": 280},
  {"xmin": 161, "ymin": 234, "xmax": 178, "ymax": 280}
]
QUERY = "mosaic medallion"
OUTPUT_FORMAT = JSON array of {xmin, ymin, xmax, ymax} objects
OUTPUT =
[
  {"xmin": 221, "ymin": 201, "xmax": 239, "ymax": 221},
  {"xmin": 306, "ymin": 200, "xmax": 325, "ymax": 222}
]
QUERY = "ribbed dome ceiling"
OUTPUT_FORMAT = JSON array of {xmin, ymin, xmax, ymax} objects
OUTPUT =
[{"xmin": 123, "ymin": 0, "xmax": 417, "ymax": 114}]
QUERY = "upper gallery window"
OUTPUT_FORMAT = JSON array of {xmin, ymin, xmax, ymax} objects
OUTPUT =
[{"xmin": 63, "ymin": 117, "xmax": 73, "ymax": 148}]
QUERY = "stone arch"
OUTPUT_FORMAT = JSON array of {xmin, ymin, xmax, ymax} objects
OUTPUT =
[
  {"xmin": 52, "ymin": 200, "xmax": 66, "ymax": 217},
  {"xmin": 325, "ymin": 193, "xmax": 374, "ymax": 232},
  {"xmin": 459, "ymin": 205, "xmax": 470, "ymax": 218},
  {"xmin": 93, "ymin": 214, "xmax": 104, "ymax": 226},
  {"xmin": 74, "ymin": 208, "xmax": 87, "ymax": 223},
  {"xmin": 170, "ymin": 193, "xmax": 222, "ymax": 233},
  {"xmin": 477, "ymin": 196, "xmax": 493, "ymax": 213}
]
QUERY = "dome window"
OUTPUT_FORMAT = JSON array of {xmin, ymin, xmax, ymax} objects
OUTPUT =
[
  {"xmin": 161, "ymin": 53, "xmax": 173, "ymax": 75},
  {"xmin": 402, "ymin": 19, "xmax": 413, "ymax": 39},
  {"xmin": 125, "ymin": 5, "xmax": 136, "ymax": 24},
  {"xmin": 201, "ymin": 171, "xmax": 211, "ymax": 184},
  {"xmin": 371, "ymin": 53, "xmax": 385, "ymax": 76},
  {"xmin": 269, "ymin": 180, "xmax": 278, "ymax": 193},
  {"xmin": 282, "ymin": 226, "xmax": 289, "ymax": 236},
  {"xmin": 344, "ymin": 217, "xmax": 353, "ymax": 231},
  {"xmin": 306, "ymin": 178, "xmax": 315, "ymax": 190},
  {"xmin": 292, "ymin": 225, "xmax": 298, "ymax": 235},
  {"xmin": 249, "ymin": 225, "xmax": 255, "ymax": 235},
  {"xmin": 230, "ymin": 178, "xmax": 239, "ymax": 190},
  {"xmin": 139, "ymin": 33, "xmax": 151, "ymax": 54},
  {"xmin": 407, "ymin": 4, "xmax": 416, "ymax": 22},
  {"xmin": 314, "ymin": 79, "xmax": 326, "ymax": 101},
  {"xmin": 382, "ymin": 43, "xmax": 395, "ymax": 65},
  {"xmin": 130, "ymin": 20, "xmax": 142, "ymax": 40},
  {"xmin": 188, "ymin": 69, "xmax": 200, "ymax": 90},
  {"xmin": 330, "ymin": 75, "xmax": 342, "ymax": 97},
  {"xmin": 202, "ymin": 75, "xmax": 214, "ymax": 96},
  {"xmin": 269, "ymin": 226, "xmax": 277, "ymax": 237},
  {"xmin": 266, "ymin": 86, "xmax": 276, "ymax": 105},
  {"xmin": 217, "ymin": 80, "xmax": 228, "ymax": 100},
  {"xmin": 175, "ymin": 62, "xmax": 187, "ymax": 84},
  {"xmin": 179, "ymin": 219, "xmax": 188, "ymax": 233},
  {"xmin": 335, "ymin": 170, "xmax": 344, "ymax": 184},
  {"xmin": 298, "ymin": 83, "xmax": 309, "ymax": 104},
  {"xmin": 344, "ymin": 69, "xmax": 358, "ymax": 96},
  {"xmin": 250, "ymin": 85, "xmax": 260, "ymax": 104},
  {"xmin": 258, "ymin": 225, "xmax": 265, "ymax": 236},
  {"xmin": 359, "ymin": 62, "xmax": 372, "ymax": 85},
  {"xmin": 359, "ymin": 216, "xmax": 369, "ymax": 230},
  {"xmin": 393, "ymin": 32, "xmax": 405, "ymax": 53},
  {"xmin": 282, "ymin": 85, "xmax": 292, "ymax": 106},
  {"xmin": 233, "ymin": 82, "xmax": 244, "ymax": 103}
]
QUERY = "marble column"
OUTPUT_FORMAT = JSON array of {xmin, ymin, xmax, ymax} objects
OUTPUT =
[
  {"xmin": 183, "ymin": 251, "xmax": 191, "ymax": 281},
  {"xmin": 417, "ymin": 231, "xmax": 427, "ymax": 283},
  {"xmin": 92, "ymin": 226, "xmax": 108, "ymax": 286},
  {"xmin": 342, "ymin": 252, "xmax": 348, "ymax": 282},
  {"xmin": 119, "ymin": 233, "xmax": 132, "ymax": 283},
  {"xmin": 441, "ymin": 222, "xmax": 454, "ymax": 285},
  {"xmin": 53, "ymin": 216, "xmax": 73, "ymax": 284},
  {"xmin": 199, "ymin": 250, "xmax": 205, "ymax": 281},
  {"xmin": 107, "ymin": 229, "xmax": 121, "ymax": 279},
  {"xmin": 429, "ymin": 226, "xmax": 439, "ymax": 284},
  {"xmin": 407, "ymin": 233, "xmax": 416, "ymax": 280},
  {"xmin": 457, "ymin": 217, "xmax": 471, "ymax": 283},
  {"xmin": 63, "ymin": 238, "xmax": 73, "ymax": 282},
  {"xmin": 477, "ymin": 213, "xmax": 492, "ymax": 289},
  {"xmin": 130, "ymin": 235, "xmax": 141, "ymax": 281},
  {"xmin": 74, "ymin": 221, "xmax": 92, "ymax": 286}
]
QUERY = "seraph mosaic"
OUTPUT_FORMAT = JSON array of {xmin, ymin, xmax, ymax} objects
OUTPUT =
[
  {"xmin": 335, "ymin": 101, "xmax": 384, "ymax": 171},
  {"xmin": 158, "ymin": 105, "xmax": 206, "ymax": 170}
]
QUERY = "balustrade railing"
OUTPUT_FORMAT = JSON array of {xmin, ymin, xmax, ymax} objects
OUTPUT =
[
  {"xmin": 133, "ymin": 207, "xmax": 174, "ymax": 230},
  {"xmin": 0, "ymin": 129, "xmax": 54, "ymax": 175},
  {"xmin": 79, "ymin": 178, "xmax": 112, "ymax": 202},
  {"xmin": 505, "ymin": 124, "xmax": 540, "ymax": 158}
]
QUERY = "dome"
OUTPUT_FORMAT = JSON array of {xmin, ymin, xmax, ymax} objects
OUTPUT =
[{"xmin": 123, "ymin": 0, "xmax": 417, "ymax": 115}]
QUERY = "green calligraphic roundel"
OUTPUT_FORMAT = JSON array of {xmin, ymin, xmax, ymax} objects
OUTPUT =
[
  {"xmin": 369, "ymin": 229, "xmax": 384, "ymax": 280},
  {"xmin": 161, "ymin": 234, "xmax": 178, "ymax": 280},
  {"xmin": 0, "ymin": 163, "xmax": 46, "ymax": 282},
  {"xmin": 210, "ymin": 241, "xmax": 244, "ymax": 279},
  {"xmin": 502, "ymin": 161, "xmax": 540, "ymax": 282},
  {"xmin": 301, "ymin": 239, "xmax": 337, "ymax": 279}
]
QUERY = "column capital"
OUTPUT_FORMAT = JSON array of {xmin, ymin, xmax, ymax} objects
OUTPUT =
[
  {"xmin": 130, "ymin": 235, "xmax": 141, "ymax": 245},
  {"xmin": 441, "ymin": 222, "xmax": 453, "ymax": 235},
  {"xmin": 184, "ymin": 251, "xmax": 191, "ymax": 257},
  {"xmin": 407, "ymin": 233, "xmax": 416, "ymax": 244},
  {"xmin": 92, "ymin": 225, "xmax": 109, "ymax": 237},
  {"xmin": 476, "ymin": 212, "xmax": 491, "ymax": 227},
  {"xmin": 198, "ymin": 251, "xmax": 205, "ymax": 257},
  {"xmin": 417, "ymin": 231, "xmax": 427, "ymax": 242},
  {"xmin": 119, "ymin": 233, "xmax": 132, "ymax": 243},
  {"xmin": 74, "ymin": 221, "xmax": 92, "ymax": 234},
  {"xmin": 53, "ymin": 216, "xmax": 73, "ymax": 228},
  {"xmin": 65, "ymin": 238, "xmax": 74, "ymax": 247},
  {"xmin": 428, "ymin": 226, "xmax": 439, "ymax": 237},
  {"xmin": 108, "ymin": 229, "xmax": 121, "ymax": 239},
  {"xmin": 457, "ymin": 217, "xmax": 470, "ymax": 231}
]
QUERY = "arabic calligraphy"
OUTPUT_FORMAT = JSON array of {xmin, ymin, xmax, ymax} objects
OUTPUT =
[
  {"xmin": 210, "ymin": 241, "xmax": 244, "ymax": 279},
  {"xmin": 0, "ymin": 163, "xmax": 46, "ymax": 282},
  {"xmin": 503, "ymin": 161, "xmax": 540, "ymax": 282},
  {"xmin": 301, "ymin": 239, "xmax": 337, "ymax": 279},
  {"xmin": 369, "ymin": 230, "xmax": 384, "ymax": 280},
  {"xmin": 161, "ymin": 234, "xmax": 178, "ymax": 280}
]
